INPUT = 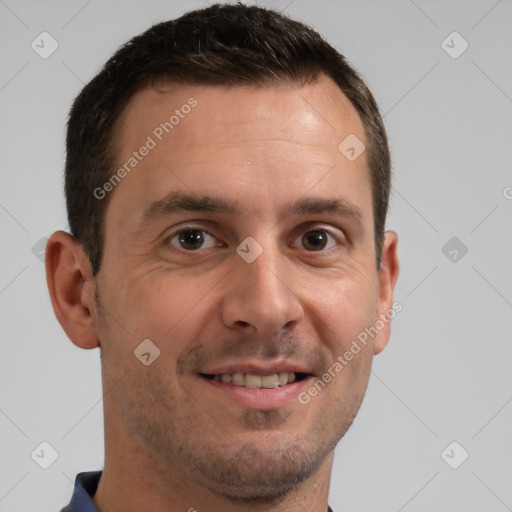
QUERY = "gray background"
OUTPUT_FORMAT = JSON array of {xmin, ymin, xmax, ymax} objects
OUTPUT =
[{"xmin": 1, "ymin": 0, "xmax": 511, "ymax": 510}]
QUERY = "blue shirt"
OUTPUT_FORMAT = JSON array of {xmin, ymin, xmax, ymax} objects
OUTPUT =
[
  {"xmin": 60, "ymin": 472, "xmax": 101, "ymax": 511},
  {"xmin": 61, "ymin": 471, "xmax": 335, "ymax": 511}
]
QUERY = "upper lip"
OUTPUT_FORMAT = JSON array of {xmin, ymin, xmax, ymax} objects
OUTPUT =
[{"xmin": 199, "ymin": 359, "xmax": 312, "ymax": 376}]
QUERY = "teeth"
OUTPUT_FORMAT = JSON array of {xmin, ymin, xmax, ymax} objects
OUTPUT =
[
  {"xmin": 210, "ymin": 372, "xmax": 301, "ymax": 388},
  {"xmin": 232, "ymin": 373, "xmax": 245, "ymax": 386},
  {"xmin": 261, "ymin": 375, "xmax": 278, "ymax": 389},
  {"xmin": 277, "ymin": 372, "xmax": 288, "ymax": 386},
  {"xmin": 245, "ymin": 374, "xmax": 261, "ymax": 388}
]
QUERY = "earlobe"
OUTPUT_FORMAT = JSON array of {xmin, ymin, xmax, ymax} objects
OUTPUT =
[
  {"xmin": 373, "ymin": 230, "xmax": 399, "ymax": 355},
  {"xmin": 45, "ymin": 230, "xmax": 100, "ymax": 349}
]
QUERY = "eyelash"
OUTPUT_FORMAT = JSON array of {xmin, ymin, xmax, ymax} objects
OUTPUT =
[{"xmin": 164, "ymin": 224, "xmax": 345, "ymax": 253}]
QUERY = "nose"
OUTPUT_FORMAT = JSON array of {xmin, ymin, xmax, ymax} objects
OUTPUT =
[{"xmin": 220, "ymin": 239, "xmax": 304, "ymax": 340}]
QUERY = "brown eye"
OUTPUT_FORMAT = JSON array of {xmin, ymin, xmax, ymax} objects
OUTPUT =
[
  {"xmin": 168, "ymin": 229, "xmax": 218, "ymax": 251},
  {"xmin": 302, "ymin": 230, "xmax": 331, "ymax": 251},
  {"xmin": 179, "ymin": 230, "xmax": 204, "ymax": 250}
]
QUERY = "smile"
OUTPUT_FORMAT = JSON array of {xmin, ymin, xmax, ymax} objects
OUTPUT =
[{"xmin": 200, "ymin": 372, "xmax": 308, "ymax": 388}]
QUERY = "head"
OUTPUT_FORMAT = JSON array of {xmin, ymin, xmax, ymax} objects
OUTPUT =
[{"xmin": 47, "ymin": 3, "xmax": 398, "ymax": 505}]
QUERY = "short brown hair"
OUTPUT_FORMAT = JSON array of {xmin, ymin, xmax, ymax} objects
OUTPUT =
[{"xmin": 65, "ymin": 3, "xmax": 391, "ymax": 275}]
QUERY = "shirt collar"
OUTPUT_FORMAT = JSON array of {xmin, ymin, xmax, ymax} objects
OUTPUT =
[
  {"xmin": 61, "ymin": 471, "xmax": 335, "ymax": 512},
  {"xmin": 60, "ymin": 471, "xmax": 101, "ymax": 512}
]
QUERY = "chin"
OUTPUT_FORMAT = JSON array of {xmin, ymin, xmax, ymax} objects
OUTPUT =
[{"xmin": 193, "ymin": 440, "xmax": 322, "ymax": 503}]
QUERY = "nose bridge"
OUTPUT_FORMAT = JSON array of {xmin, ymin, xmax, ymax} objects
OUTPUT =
[
  {"xmin": 246, "ymin": 242, "xmax": 284, "ymax": 295},
  {"xmin": 222, "ymin": 235, "xmax": 302, "ymax": 336},
  {"xmin": 239, "ymin": 236, "xmax": 288, "ymax": 304}
]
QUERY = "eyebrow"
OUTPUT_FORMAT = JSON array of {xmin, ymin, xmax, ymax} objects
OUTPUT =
[{"xmin": 141, "ymin": 192, "xmax": 364, "ymax": 226}]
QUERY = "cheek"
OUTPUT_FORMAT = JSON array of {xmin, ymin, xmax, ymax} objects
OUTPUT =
[
  {"xmin": 315, "ymin": 275, "xmax": 378, "ymax": 406},
  {"xmin": 308, "ymin": 270, "xmax": 378, "ymax": 354},
  {"xmin": 97, "ymin": 272, "xmax": 206, "ymax": 405},
  {"xmin": 111, "ymin": 270, "xmax": 216, "ymax": 351}
]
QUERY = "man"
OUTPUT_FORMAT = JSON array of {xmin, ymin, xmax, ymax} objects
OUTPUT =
[{"xmin": 46, "ymin": 3, "xmax": 399, "ymax": 511}]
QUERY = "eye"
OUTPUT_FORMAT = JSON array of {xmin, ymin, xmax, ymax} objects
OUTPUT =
[
  {"xmin": 165, "ymin": 225, "xmax": 343, "ymax": 253},
  {"xmin": 295, "ymin": 228, "xmax": 340, "ymax": 251},
  {"xmin": 167, "ymin": 228, "xmax": 219, "ymax": 251}
]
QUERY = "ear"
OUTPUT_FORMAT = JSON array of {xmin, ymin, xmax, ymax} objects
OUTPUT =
[
  {"xmin": 45, "ymin": 230, "xmax": 100, "ymax": 349},
  {"xmin": 373, "ymin": 230, "xmax": 399, "ymax": 355}
]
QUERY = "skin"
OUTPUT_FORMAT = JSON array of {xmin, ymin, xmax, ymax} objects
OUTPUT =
[{"xmin": 46, "ymin": 74, "xmax": 399, "ymax": 512}]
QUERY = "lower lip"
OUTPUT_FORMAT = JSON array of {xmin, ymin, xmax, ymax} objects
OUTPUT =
[{"xmin": 199, "ymin": 375, "xmax": 314, "ymax": 409}]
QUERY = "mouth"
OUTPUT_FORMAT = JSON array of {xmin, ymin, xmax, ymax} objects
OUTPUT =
[
  {"xmin": 199, "ymin": 371, "xmax": 309, "ymax": 388},
  {"xmin": 197, "ymin": 367, "xmax": 314, "ymax": 409}
]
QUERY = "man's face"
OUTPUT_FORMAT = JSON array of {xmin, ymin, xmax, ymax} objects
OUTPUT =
[{"xmin": 92, "ymin": 75, "xmax": 395, "ymax": 500}]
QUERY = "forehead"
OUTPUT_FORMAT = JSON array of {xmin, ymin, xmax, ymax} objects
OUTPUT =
[
  {"xmin": 118, "ymin": 74, "xmax": 364, "ymax": 149},
  {"xmin": 106, "ymin": 75, "xmax": 371, "ymax": 232}
]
